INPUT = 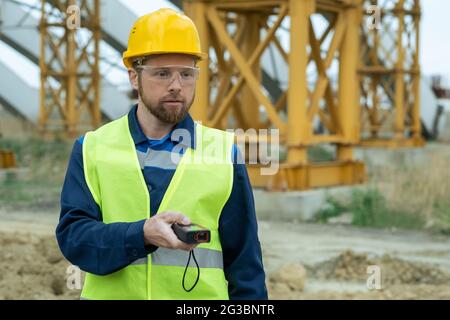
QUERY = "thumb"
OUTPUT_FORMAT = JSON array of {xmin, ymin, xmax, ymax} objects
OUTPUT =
[{"xmin": 161, "ymin": 212, "xmax": 190, "ymax": 225}]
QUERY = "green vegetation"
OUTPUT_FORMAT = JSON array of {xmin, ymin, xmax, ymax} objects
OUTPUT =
[
  {"xmin": 307, "ymin": 145, "xmax": 334, "ymax": 162},
  {"xmin": 318, "ymin": 188, "xmax": 424, "ymax": 229},
  {"xmin": 0, "ymin": 138, "xmax": 72, "ymax": 210},
  {"xmin": 279, "ymin": 145, "xmax": 334, "ymax": 162},
  {"xmin": 318, "ymin": 150, "xmax": 450, "ymax": 233}
]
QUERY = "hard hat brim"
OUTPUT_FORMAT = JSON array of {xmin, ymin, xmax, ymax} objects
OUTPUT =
[{"xmin": 123, "ymin": 51, "xmax": 208, "ymax": 69}]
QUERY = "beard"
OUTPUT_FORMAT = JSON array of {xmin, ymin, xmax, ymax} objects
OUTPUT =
[{"xmin": 138, "ymin": 78, "xmax": 194, "ymax": 124}]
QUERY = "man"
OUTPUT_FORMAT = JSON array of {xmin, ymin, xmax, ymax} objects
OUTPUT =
[{"xmin": 56, "ymin": 8, "xmax": 267, "ymax": 300}]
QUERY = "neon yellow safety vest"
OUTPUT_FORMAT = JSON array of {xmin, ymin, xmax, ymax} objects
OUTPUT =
[{"xmin": 80, "ymin": 114, "xmax": 234, "ymax": 300}]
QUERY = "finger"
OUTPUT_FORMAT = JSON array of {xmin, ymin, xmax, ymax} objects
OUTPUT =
[
  {"xmin": 180, "ymin": 244, "xmax": 196, "ymax": 251},
  {"xmin": 187, "ymin": 244, "xmax": 198, "ymax": 251},
  {"xmin": 174, "ymin": 239, "xmax": 197, "ymax": 251},
  {"xmin": 159, "ymin": 212, "xmax": 181, "ymax": 223},
  {"xmin": 165, "ymin": 231, "xmax": 183, "ymax": 246}
]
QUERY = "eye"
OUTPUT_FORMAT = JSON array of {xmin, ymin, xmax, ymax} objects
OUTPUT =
[
  {"xmin": 156, "ymin": 70, "xmax": 170, "ymax": 78},
  {"xmin": 150, "ymin": 69, "xmax": 170, "ymax": 78},
  {"xmin": 180, "ymin": 70, "xmax": 194, "ymax": 79}
]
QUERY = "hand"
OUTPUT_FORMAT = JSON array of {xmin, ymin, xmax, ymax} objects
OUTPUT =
[{"xmin": 143, "ymin": 212, "xmax": 198, "ymax": 251}]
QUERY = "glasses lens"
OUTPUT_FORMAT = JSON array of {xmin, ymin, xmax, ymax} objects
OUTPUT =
[
  {"xmin": 140, "ymin": 66, "xmax": 199, "ymax": 86},
  {"xmin": 148, "ymin": 67, "xmax": 172, "ymax": 80},
  {"xmin": 179, "ymin": 68, "xmax": 198, "ymax": 84}
]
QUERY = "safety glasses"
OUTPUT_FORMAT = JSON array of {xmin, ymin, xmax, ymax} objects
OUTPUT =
[{"xmin": 137, "ymin": 65, "xmax": 200, "ymax": 86}]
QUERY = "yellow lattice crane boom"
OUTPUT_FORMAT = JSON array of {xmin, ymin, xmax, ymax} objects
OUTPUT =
[
  {"xmin": 39, "ymin": 0, "xmax": 101, "ymax": 138},
  {"xmin": 359, "ymin": 0, "xmax": 422, "ymax": 147}
]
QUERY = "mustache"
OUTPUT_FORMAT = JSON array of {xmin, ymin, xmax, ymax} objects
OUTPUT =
[{"xmin": 160, "ymin": 94, "xmax": 185, "ymax": 102}]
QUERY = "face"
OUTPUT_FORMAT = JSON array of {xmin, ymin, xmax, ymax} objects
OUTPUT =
[{"xmin": 128, "ymin": 54, "xmax": 197, "ymax": 124}]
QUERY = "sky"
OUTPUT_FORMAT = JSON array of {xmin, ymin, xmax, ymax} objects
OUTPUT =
[
  {"xmin": 420, "ymin": 0, "xmax": 450, "ymax": 85},
  {"xmin": 0, "ymin": 0, "xmax": 449, "ymax": 87}
]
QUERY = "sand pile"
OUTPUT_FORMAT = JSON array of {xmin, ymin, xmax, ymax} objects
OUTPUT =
[
  {"xmin": 268, "ymin": 250, "xmax": 450, "ymax": 299},
  {"xmin": 310, "ymin": 250, "xmax": 450, "ymax": 285},
  {"xmin": 0, "ymin": 232, "xmax": 82, "ymax": 300}
]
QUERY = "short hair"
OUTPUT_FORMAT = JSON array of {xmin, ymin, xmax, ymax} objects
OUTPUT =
[
  {"xmin": 131, "ymin": 55, "xmax": 199, "ymax": 70},
  {"xmin": 132, "ymin": 56, "xmax": 149, "ymax": 70}
]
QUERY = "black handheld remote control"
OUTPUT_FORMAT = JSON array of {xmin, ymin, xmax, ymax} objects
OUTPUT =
[{"xmin": 172, "ymin": 223, "xmax": 211, "ymax": 244}]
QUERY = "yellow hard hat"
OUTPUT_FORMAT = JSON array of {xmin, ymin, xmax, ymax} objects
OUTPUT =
[{"xmin": 123, "ymin": 8, "xmax": 207, "ymax": 68}]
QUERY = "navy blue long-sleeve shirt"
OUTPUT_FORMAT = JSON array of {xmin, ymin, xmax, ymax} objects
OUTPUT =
[{"xmin": 56, "ymin": 104, "xmax": 267, "ymax": 300}]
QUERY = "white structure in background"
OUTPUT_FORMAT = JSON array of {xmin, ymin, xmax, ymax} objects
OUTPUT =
[
  {"xmin": 420, "ymin": 76, "xmax": 441, "ymax": 136},
  {"xmin": 429, "ymin": 76, "xmax": 450, "ymax": 141},
  {"xmin": 0, "ymin": 0, "xmax": 177, "ymax": 125}
]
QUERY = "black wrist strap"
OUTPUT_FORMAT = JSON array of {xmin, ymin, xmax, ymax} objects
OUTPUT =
[{"xmin": 182, "ymin": 249, "xmax": 200, "ymax": 292}]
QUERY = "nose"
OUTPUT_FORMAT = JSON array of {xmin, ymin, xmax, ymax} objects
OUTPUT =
[{"xmin": 167, "ymin": 72, "xmax": 182, "ymax": 93}]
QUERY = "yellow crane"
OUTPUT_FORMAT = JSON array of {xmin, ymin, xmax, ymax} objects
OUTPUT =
[
  {"xmin": 0, "ymin": 112, "xmax": 16, "ymax": 169},
  {"xmin": 0, "ymin": 150, "xmax": 16, "ymax": 169},
  {"xmin": 185, "ymin": 0, "xmax": 367, "ymax": 190}
]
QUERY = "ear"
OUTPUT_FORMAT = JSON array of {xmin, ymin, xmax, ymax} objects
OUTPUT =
[{"xmin": 128, "ymin": 68, "xmax": 139, "ymax": 91}]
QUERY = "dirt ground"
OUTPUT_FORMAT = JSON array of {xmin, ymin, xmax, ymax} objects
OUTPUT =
[
  {"xmin": 1, "ymin": 209, "xmax": 450, "ymax": 300},
  {"xmin": 0, "ymin": 209, "xmax": 81, "ymax": 299},
  {"xmin": 261, "ymin": 221, "xmax": 450, "ymax": 299}
]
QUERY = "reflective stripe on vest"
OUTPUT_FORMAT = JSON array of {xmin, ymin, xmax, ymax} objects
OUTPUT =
[
  {"xmin": 130, "ymin": 247, "xmax": 224, "ymax": 269},
  {"xmin": 80, "ymin": 114, "xmax": 233, "ymax": 300}
]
